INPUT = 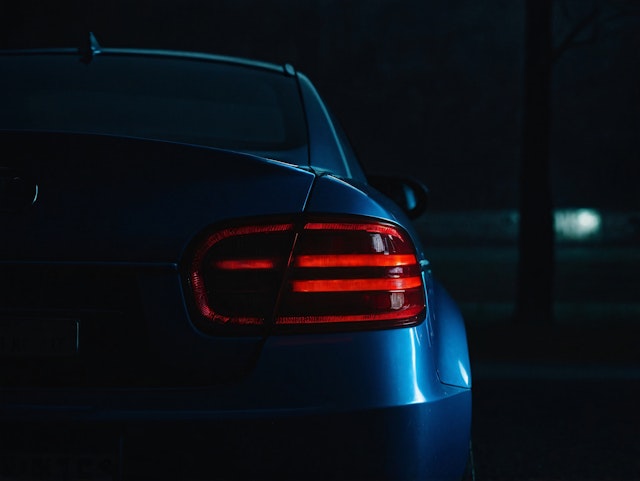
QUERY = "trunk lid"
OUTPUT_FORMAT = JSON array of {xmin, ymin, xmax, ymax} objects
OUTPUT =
[
  {"xmin": 0, "ymin": 131, "xmax": 315, "ymax": 387},
  {"xmin": 1, "ymin": 131, "xmax": 313, "ymax": 262}
]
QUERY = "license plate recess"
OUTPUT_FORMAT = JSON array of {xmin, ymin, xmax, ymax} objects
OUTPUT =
[{"xmin": 0, "ymin": 318, "xmax": 79, "ymax": 357}]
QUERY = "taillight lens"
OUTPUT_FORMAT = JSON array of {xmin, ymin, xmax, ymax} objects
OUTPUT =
[
  {"xmin": 188, "ymin": 223, "xmax": 295, "ymax": 328},
  {"xmin": 185, "ymin": 216, "xmax": 426, "ymax": 333}
]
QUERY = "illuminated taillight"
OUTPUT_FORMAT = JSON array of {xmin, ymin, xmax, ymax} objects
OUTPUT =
[
  {"xmin": 187, "ymin": 223, "xmax": 295, "ymax": 329},
  {"xmin": 185, "ymin": 217, "xmax": 426, "ymax": 333},
  {"xmin": 276, "ymin": 220, "xmax": 426, "ymax": 330}
]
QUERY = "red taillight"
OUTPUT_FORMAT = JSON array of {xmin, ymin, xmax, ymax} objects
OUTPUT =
[
  {"xmin": 185, "ymin": 217, "xmax": 426, "ymax": 333},
  {"xmin": 295, "ymin": 254, "xmax": 416, "ymax": 268},
  {"xmin": 188, "ymin": 223, "xmax": 295, "ymax": 328},
  {"xmin": 290, "ymin": 277, "xmax": 423, "ymax": 292}
]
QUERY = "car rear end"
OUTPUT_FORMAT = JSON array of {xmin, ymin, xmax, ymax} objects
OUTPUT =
[{"xmin": 0, "ymin": 49, "xmax": 471, "ymax": 480}]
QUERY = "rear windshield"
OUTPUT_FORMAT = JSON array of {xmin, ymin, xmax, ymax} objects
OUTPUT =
[{"xmin": 0, "ymin": 53, "xmax": 308, "ymax": 161}]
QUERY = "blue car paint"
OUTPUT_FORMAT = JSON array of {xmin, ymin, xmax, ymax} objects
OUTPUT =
[
  {"xmin": 429, "ymin": 277, "xmax": 473, "ymax": 389},
  {"xmin": 305, "ymin": 174, "xmax": 404, "ymax": 222},
  {"xmin": 301, "ymin": 171, "xmax": 472, "ymax": 472}
]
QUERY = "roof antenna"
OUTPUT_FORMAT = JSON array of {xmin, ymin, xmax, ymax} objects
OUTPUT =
[{"xmin": 79, "ymin": 32, "xmax": 102, "ymax": 64}]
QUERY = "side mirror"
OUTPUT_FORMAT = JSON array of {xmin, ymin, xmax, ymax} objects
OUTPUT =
[{"xmin": 367, "ymin": 175, "xmax": 429, "ymax": 219}]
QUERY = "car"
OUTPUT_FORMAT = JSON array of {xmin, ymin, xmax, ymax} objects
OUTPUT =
[{"xmin": 0, "ymin": 33, "xmax": 472, "ymax": 481}]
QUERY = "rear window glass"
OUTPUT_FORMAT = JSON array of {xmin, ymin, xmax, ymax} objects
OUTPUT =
[{"xmin": 0, "ymin": 53, "xmax": 307, "ymax": 157}]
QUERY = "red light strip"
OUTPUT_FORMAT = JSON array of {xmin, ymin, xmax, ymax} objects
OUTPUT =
[
  {"xmin": 213, "ymin": 258, "xmax": 277, "ymax": 270},
  {"xmin": 291, "ymin": 277, "xmax": 423, "ymax": 293},
  {"xmin": 304, "ymin": 222, "xmax": 401, "ymax": 237},
  {"xmin": 295, "ymin": 254, "xmax": 416, "ymax": 268}
]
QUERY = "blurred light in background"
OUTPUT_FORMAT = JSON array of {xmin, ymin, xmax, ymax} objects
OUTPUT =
[{"xmin": 554, "ymin": 208, "xmax": 602, "ymax": 241}]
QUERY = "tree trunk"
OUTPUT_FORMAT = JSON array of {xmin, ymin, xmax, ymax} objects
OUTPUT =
[{"xmin": 516, "ymin": 0, "xmax": 555, "ymax": 324}]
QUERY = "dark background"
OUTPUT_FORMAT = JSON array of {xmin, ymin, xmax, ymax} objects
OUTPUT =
[
  {"xmin": 2, "ymin": 0, "xmax": 639, "ymax": 211},
  {"xmin": 2, "ymin": 2, "xmax": 640, "ymax": 479}
]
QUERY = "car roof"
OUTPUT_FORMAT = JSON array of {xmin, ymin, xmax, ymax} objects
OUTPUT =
[{"xmin": 0, "ymin": 46, "xmax": 296, "ymax": 77}]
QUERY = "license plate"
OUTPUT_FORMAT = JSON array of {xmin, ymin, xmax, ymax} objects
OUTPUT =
[
  {"xmin": 0, "ymin": 452, "xmax": 116, "ymax": 481},
  {"xmin": 0, "ymin": 318, "xmax": 79, "ymax": 357}
]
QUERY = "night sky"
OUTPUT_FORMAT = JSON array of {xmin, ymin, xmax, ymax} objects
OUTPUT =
[{"xmin": 2, "ymin": 0, "xmax": 639, "ymax": 211}]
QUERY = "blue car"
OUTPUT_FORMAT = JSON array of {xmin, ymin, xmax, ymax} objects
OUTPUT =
[{"xmin": 0, "ymin": 35, "xmax": 472, "ymax": 481}]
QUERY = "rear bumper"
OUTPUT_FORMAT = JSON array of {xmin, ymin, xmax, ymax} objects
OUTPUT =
[
  {"xmin": 1, "ymin": 389, "xmax": 471, "ymax": 481},
  {"xmin": 1, "ymin": 321, "xmax": 472, "ymax": 480}
]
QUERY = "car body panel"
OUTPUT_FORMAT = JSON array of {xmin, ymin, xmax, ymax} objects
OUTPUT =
[
  {"xmin": 1, "ymin": 396, "xmax": 471, "ymax": 480},
  {"xmin": 0, "ymin": 323, "xmax": 471, "ymax": 479},
  {"xmin": 430, "ymin": 277, "xmax": 473, "ymax": 389}
]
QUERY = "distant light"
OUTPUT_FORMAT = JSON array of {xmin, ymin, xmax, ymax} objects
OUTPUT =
[
  {"xmin": 577, "ymin": 210, "xmax": 599, "ymax": 230},
  {"xmin": 554, "ymin": 208, "xmax": 601, "ymax": 240}
]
